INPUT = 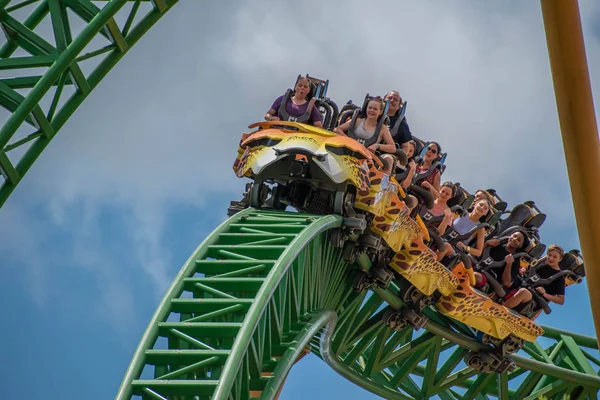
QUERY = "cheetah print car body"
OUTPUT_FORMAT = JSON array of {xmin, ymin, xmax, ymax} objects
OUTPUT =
[
  {"xmin": 389, "ymin": 240, "xmax": 460, "ymax": 297},
  {"xmin": 436, "ymin": 263, "xmax": 544, "ymax": 342},
  {"xmin": 355, "ymin": 166, "xmax": 401, "ymax": 217},
  {"xmin": 234, "ymin": 126, "xmax": 372, "ymax": 191},
  {"xmin": 370, "ymin": 195, "xmax": 421, "ymax": 253}
]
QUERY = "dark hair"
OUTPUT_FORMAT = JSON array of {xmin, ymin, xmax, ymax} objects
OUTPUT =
[
  {"xmin": 510, "ymin": 228, "xmax": 530, "ymax": 252},
  {"xmin": 441, "ymin": 181, "xmax": 457, "ymax": 197},
  {"xmin": 429, "ymin": 141, "xmax": 442, "ymax": 155}
]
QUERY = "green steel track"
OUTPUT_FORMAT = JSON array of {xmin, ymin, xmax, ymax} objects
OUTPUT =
[
  {"xmin": 1, "ymin": 2, "xmax": 599, "ymax": 399},
  {"xmin": 0, "ymin": 0, "xmax": 178, "ymax": 208},
  {"xmin": 116, "ymin": 209, "xmax": 600, "ymax": 400}
]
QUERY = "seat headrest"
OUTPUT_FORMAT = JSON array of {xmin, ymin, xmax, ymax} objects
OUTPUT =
[
  {"xmin": 504, "ymin": 204, "xmax": 534, "ymax": 226},
  {"xmin": 559, "ymin": 253, "xmax": 578, "ymax": 271}
]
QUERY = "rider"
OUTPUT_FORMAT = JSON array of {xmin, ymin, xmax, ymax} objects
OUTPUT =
[
  {"xmin": 436, "ymin": 198, "xmax": 491, "ymax": 261},
  {"xmin": 383, "ymin": 91, "xmax": 412, "ymax": 152},
  {"xmin": 473, "ymin": 230, "xmax": 527, "ymax": 288},
  {"xmin": 429, "ymin": 181, "xmax": 456, "ymax": 217},
  {"xmin": 503, "ymin": 244, "xmax": 566, "ymax": 309},
  {"xmin": 264, "ymin": 76, "xmax": 323, "ymax": 127},
  {"xmin": 333, "ymin": 97, "xmax": 396, "ymax": 154},
  {"xmin": 414, "ymin": 142, "xmax": 443, "ymax": 199}
]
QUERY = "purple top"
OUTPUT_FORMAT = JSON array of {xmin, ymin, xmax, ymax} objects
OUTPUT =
[{"xmin": 270, "ymin": 95, "xmax": 322, "ymax": 125}]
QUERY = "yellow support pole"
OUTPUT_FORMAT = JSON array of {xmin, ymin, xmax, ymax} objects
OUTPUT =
[{"xmin": 540, "ymin": 0, "xmax": 600, "ymax": 342}]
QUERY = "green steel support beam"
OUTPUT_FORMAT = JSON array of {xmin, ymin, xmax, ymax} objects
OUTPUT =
[
  {"xmin": 0, "ymin": 1, "xmax": 597, "ymax": 398},
  {"xmin": 117, "ymin": 209, "xmax": 600, "ymax": 400},
  {"xmin": 0, "ymin": 0, "xmax": 178, "ymax": 209},
  {"xmin": 261, "ymin": 311, "xmax": 335, "ymax": 400}
]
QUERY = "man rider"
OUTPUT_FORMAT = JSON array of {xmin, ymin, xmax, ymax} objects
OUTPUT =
[
  {"xmin": 474, "ymin": 230, "xmax": 527, "ymax": 291},
  {"xmin": 383, "ymin": 91, "xmax": 412, "ymax": 153}
]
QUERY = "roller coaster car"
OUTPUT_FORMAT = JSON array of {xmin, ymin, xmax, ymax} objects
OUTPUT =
[
  {"xmin": 354, "ymin": 165, "xmax": 429, "ymax": 249},
  {"xmin": 354, "ymin": 168, "xmax": 423, "ymax": 252},
  {"xmin": 436, "ymin": 260, "xmax": 545, "ymax": 351},
  {"xmin": 388, "ymin": 237, "xmax": 461, "ymax": 310},
  {"xmin": 232, "ymin": 121, "xmax": 373, "ymax": 216}
]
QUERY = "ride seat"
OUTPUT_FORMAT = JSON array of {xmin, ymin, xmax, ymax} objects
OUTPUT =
[
  {"xmin": 447, "ymin": 183, "xmax": 468, "ymax": 209},
  {"xmin": 560, "ymin": 250, "xmax": 586, "ymax": 286},
  {"xmin": 496, "ymin": 204, "xmax": 535, "ymax": 235}
]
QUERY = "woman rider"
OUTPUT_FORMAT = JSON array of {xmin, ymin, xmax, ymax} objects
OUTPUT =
[
  {"xmin": 264, "ymin": 76, "xmax": 323, "ymax": 127},
  {"xmin": 414, "ymin": 142, "xmax": 442, "ymax": 199},
  {"xmin": 333, "ymin": 98, "xmax": 396, "ymax": 155},
  {"xmin": 436, "ymin": 198, "xmax": 491, "ymax": 261}
]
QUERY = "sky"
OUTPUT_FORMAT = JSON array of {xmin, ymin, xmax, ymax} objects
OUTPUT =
[{"xmin": 1, "ymin": 1, "xmax": 600, "ymax": 399}]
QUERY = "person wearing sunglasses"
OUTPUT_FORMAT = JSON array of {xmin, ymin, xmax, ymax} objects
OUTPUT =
[{"xmin": 414, "ymin": 142, "xmax": 443, "ymax": 199}]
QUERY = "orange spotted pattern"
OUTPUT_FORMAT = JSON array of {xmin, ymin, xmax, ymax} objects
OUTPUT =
[
  {"xmin": 389, "ymin": 240, "xmax": 460, "ymax": 297},
  {"xmin": 354, "ymin": 166, "xmax": 398, "ymax": 216},
  {"xmin": 436, "ymin": 263, "xmax": 545, "ymax": 341},
  {"xmin": 370, "ymin": 196, "xmax": 420, "ymax": 253},
  {"xmin": 235, "ymin": 145, "xmax": 268, "ymax": 178},
  {"xmin": 340, "ymin": 156, "xmax": 371, "ymax": 193}
]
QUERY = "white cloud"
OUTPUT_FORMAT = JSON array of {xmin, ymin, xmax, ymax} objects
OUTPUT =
[
  {"xmin": 0, "ymin": 202, "xmax": 47, "ymax": 307},
  {"xmin": 2, "ymin": 1, "xmax": 599, "ymax": 332}
]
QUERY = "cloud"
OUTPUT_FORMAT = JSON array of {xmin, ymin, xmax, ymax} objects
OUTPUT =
[
  {"xmin": 2, "ymin": 1, "xmax": 599, "ymax": 332},
  {"xmin": 222, "ymin": 0, "xmax": 595, "ymax": 222},
  {"xmin": 0, "ymin": 201, "xmax": 47, "ymax": 307}
]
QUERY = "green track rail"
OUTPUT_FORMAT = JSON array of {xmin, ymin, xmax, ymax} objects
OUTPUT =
[
  {"xmin": 0, "ymin": 0, "xmax": 178, "ymax": 208},
  {"xmin": 117, "ymin": 209, "xmax": 600, "ymax": 400},
  {"xmin": 2, "ymin": 2, "xmax": 598, "ymax": 399}
]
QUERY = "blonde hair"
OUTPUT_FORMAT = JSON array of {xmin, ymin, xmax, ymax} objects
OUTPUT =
[{"xmin": 547, "ymin": 244, "xmax": 565, "ymax": 259}]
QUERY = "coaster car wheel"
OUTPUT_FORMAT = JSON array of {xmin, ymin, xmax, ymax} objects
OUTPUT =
[
  {"xmin": 481, "ymin": 333, "xmax": 522, "ymax": 355},
  {"xmin": 501, "ymin": 336, "xmax": 524, "ymax": 355},
  {"xmin": 330, "ymin": 229, "xmax": 344, "ymax": 248},
  {"xmin": 465, "ymin": 351, "xmax": 516, "ymax": 374},
  {"xmin": 353, "ymin": 272, "xmax": 371, "ymax": 293},
  {"xmin": 249, "ymin": 182, "xmax": 269, "ymax": 208},
  {"xmin": 334, "ymin": 191, "xmax": 345, "ymax": 215},
  {"xmin": 382, "ymin": 308, "xmax": 408, "ymax": 331},
  {"xmin": 342, "ymin": 241, "xmax": 359, "ymax": 263},
  {"xmin": 370, "ymin": 265, "xmax": 393, "ymax": 288},
  {"xmin": 334, "ymin": 190, "xmax": 355, "ymax": 217}
]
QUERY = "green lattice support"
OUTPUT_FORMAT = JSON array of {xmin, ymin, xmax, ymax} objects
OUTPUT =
[
  {"xmin": 0, "ymin": 0, "xmax": 178, "ymax": 208},
  {"xmin": 118, "ymin": 209, "xmax": 600, "ymax": 399}
]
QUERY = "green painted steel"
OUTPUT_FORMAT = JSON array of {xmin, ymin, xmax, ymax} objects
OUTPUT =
[
  {"xmin": 116, "ymin": 208, "xmax": 349, "ymax": 399},
  {"xmin": 0, "ymin": 0, "xmax": 178, "ymax": 208},
  {"xmin": 2, "ymin": 2, "xmax": 597, "ymax": 399},
  {"xmin": 119, "ymin": 208, "xmax": 600, "ymax": 399}
]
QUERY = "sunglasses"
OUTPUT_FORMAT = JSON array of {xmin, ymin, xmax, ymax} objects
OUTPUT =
[{"xmin": 427, "ymin": 147, "xmax": 438, "ymax": 154}]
